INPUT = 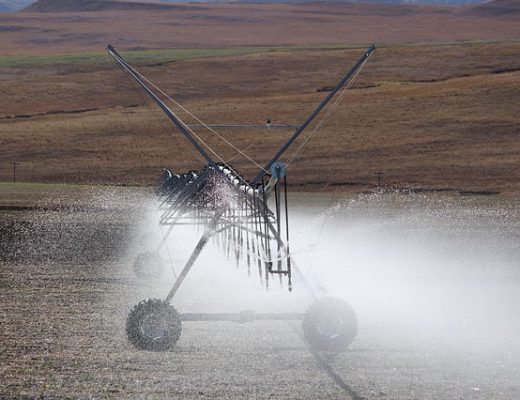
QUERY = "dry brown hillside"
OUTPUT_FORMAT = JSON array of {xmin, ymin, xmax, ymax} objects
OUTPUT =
[
  {"xmin": 0, "ymin": 1, "xmax": 518, "ymax": 55},
  {"xmin": 0, "ymin": 1, "xmax": 519, "ymax": 193},
  {"xmin": 1, "ymin": 41, "xmax": 519, "ymax": 194}
]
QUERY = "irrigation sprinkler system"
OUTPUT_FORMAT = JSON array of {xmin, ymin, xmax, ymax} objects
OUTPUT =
[{"xmin": 108, "ymin": 44, "xmax": 375, "ymax": 352}]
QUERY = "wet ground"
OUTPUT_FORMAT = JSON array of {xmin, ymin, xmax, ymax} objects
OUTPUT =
[{"xmin": 1, "ymin": 189, "xmax": 520, "ymax": 399}]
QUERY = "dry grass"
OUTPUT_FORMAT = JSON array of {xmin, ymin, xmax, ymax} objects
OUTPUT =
[
  {"xmin": 1, "ymin": 41, "xmax": 520, "ymax": 194},
  {"xmin": 0, "ymin": 0, "xmax": 519, "ymax": 194},
  {"xmin": 0, "ymin": 2, "xmax": 519, "ymax": 56}
]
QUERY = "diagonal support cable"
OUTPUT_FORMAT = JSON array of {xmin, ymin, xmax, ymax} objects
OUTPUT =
[
  {"xmin": 107, "ymin": 45, "xmax": 216, "ymax": 166},
  {"xmin": 251, "ymin": 45, "xmax": 376, "ymax": 184}
]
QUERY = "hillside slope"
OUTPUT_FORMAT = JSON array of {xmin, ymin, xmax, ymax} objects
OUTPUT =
[
  {"xmin": 20, "ymin": 0, "xmax": 491, "ymax": 13},
  {"xmin": 23, "ymin": 0, "xmax": 178, "ymax": 12},
  {"xmin": 470, "ymin": 0, "xmax": 520, "ymax": 16},
  {"xmin": 0, "ymin": 0, "xmax": 32, "ymax": 12},
  {"xmin": 1, "ymin": 42, "xmax": 520, "ymax": 192},
  {"xmin": 0, "ymin": 0, "xmax": 515, "ymax": 55}
]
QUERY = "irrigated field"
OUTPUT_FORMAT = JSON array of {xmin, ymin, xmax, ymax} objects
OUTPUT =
[
  {"xmin": 1, "ymin": 186, "xmax": 520, "ymax": 399},
  {"xmin": 1, "ymin": 2, "xmax": 520, "ymax": 399}
]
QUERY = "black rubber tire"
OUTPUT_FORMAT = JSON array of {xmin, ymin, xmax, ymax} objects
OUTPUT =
[
  {"xmin": 302, "ymin": 297, "xmax": 358, "ymax": 353},
  {"xmin": 132, "ymin": 251, "xmax": 165, "ymax": 279},
  {"xmin": 126, "ymin": 298, "xmax": 182, "ymax": 351}
]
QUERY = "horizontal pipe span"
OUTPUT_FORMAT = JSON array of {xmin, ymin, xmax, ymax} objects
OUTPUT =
[
  {"xmin": 180, "ymin": 312, "xmax": 304, "ymax": 322},
  {"xmin": 186, "ymin": 124, "xmax": 301, "ymax": 129}
]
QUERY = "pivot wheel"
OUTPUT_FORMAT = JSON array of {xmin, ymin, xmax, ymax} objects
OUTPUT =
[
  {"xmin": 302, "ymin": 297, "xmax": 357, "ymax": 353},
  {"xmin": 126, "ymin": 298, "xmax": 182, "ymax": 351},
  {"xmin": 133, "ymin": 251, "xmax": 165, "ymax": 279}
]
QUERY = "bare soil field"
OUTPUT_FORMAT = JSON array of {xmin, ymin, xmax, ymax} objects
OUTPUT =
[
  {"xmin": 4, "ymin": 259, "xmax": 519, "ymax": 399},
  {"xmin": 1, "ymin": 187, "xmax": 520, "ymax": 399}
]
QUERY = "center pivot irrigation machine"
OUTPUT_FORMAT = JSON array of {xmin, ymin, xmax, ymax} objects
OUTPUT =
[{"xmin": 107, "ymin": 45, "xmax": 375, "ymax": 352}]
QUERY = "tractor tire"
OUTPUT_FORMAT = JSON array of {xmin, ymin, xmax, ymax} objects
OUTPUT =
[
  {"xmin": 302, "ymin": 297, "xmax": 357, "ymax": 353},
  {"xmin": 132, "ymin": 251, "xmax": 165, "ymax": 279},
  {"xmin": 126, "ymin": 298, "xmax": 182, "ymax": 351}
]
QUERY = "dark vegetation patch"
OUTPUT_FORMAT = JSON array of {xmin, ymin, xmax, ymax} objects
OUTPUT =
[
  {"xmin": 459, "ymin": 190, "xmax": 501, "ymax": 196},
  {"xmin": 0, "ymin": 209, "xmax": 136, "ymax": 263},
  {"xmin": 492, "ymin": 67, "xmax": 520, "ymax": 74},
  {"xmin": 470, "ymin": 0, "xmax": 520, "ymax": 17},
  {"xmin": 0, "ymin": 25, "xmax": 36, "ymax": 32},
  {"xmin": 23, "ymin": 0, "xmax": 184, "ymax": 13}
]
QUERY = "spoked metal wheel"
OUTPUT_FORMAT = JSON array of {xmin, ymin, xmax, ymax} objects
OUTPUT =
[
  {"xmin": 132, "ymin": 251, "xmax": 166, "ymax": 279},
  {"xmin": 302, "ymin": 297, "xmax": 357, "ymax": 353},
  {"xmin": 126, "ymin": 298, "xmax": 182, "ymax": 351}
]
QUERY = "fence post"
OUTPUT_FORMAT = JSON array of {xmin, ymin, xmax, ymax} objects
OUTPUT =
[{"xmin": 374, "ymin": 171, "xmax": 383, "ymax": 187}]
